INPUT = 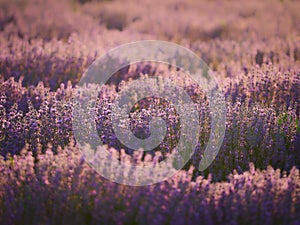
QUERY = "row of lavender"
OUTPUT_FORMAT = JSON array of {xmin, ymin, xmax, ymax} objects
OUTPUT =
[
  {"xmin": 1, "ymin": 34, "xmax": 299, "ymax": 90},
  {"xmin": 1, "ymin": 0, "xmax": 299, "ymax": 41},
  {"xmin": 0, "ymin": 62, "xmax": 299, "ymax": 180},
  {"xmin": 0, "ymin": 146, "xmax": 299, "ymax": 225}
]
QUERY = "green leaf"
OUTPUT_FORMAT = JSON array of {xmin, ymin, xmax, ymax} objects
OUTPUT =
[{"xmin": 296, "ymin": 118, "xmax": 300, "ymax": 132}]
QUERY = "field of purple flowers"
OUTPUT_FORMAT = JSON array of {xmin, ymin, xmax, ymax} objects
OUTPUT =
[{"xmin": 0, "ymin": 0, "xmax": 300, "ymax": 224}]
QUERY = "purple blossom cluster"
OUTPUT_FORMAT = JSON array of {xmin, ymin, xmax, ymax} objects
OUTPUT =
[
  {"xmin": 0, "ymin": 69, "xmax": 298, "ymax": 180},
  {"xmin": 0, "ymin": 146, "xmax": 299, "ymax": 225},
  {"xmin": 1, "ymin": 34, "xmax": 299, "ymax": 90}
]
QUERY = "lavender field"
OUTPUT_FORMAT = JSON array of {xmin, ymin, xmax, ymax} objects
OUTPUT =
[{"xmin": 0, "ymin": 0, "xmax": 300, "ymax": 224}]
